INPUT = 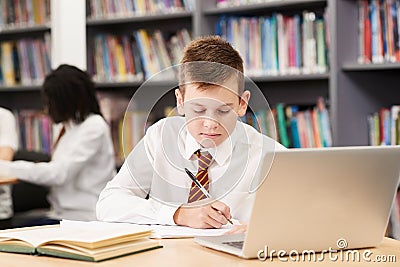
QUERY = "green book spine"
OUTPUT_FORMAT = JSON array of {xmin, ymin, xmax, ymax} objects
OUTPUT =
[
  {"xmin": 276, "ymin": 103, "xmax": 290, "ymax": 147},
  {"xmin": 0, "ymin": 244, "xmax": 36, "ymax": 255},
  {"xmin": 36, "ymin": 245, "xmax": 163, "ymax": 262}
]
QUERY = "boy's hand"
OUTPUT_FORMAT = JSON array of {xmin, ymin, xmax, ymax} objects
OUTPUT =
[
  {"xmin": 224, "ymin": 223, "xmax": 247, "ymax": 235},
  {"xmin": 173, "ymin": 200, "xmax": 232, "ymax": 229}
]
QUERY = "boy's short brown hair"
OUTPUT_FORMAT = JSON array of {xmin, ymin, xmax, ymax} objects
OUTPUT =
[{"xmin": 179, "ymin": 35, "xmax": 244, "ymax": 96}]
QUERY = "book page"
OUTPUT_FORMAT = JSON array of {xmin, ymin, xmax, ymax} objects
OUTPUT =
[
  {"xmin": 61, "ymin": 219, "xmax": 240, "ymax": 239},
  {"xmin": 0, "ymin": 226, "xmax": 69, "ymax": 247},
  {"xmin": 0, "ymin": 222, "xmax": 152, "ymax": 248}
]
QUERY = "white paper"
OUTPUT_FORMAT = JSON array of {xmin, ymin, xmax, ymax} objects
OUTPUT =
[
  {"xmin": 60, "ymin": 220, "xmax": 240, "ymax": 239},
  {"xmin": 149, "ymin": 224, "xmax": 233, "ymax": 238}
]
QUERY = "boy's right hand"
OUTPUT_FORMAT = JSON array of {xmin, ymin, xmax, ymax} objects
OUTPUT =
[{"xmin": 173, "ymin": 200, "xmax": 232, "ymax": 229}]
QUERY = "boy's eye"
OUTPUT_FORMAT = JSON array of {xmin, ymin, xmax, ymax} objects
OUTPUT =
[
  {"xmin": 218, "ymin": 109, "xmax": 230, "ymax": 114},
  {"xmin": 193, "ymin": 109, "xmax": 206, "ymax": 114}
]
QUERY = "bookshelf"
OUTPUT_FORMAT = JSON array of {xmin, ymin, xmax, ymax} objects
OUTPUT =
[
  {"xmin": 2, "ymin": 0, "xmax": 399, "ymax": 147},
  {"xmin": 0, "ymin": 0, "xmax": 51, "ymax": 110},
  {"xmin": 0, "ymin": 0, "xmax": 399, "ymax": 238},
  {"xmin": 0, "ymin": 0, "xmax": 55, "ymax": 155},
  {"xmin": 332, "ymin": 0, "xmax": 400, "ymax": 146}
]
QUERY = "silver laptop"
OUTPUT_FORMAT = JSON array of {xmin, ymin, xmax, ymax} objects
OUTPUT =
[{"xmin": 194, "ymin": 146, "xmax": 400, "ymax": 259}]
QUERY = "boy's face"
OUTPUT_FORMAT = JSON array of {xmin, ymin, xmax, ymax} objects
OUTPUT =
[{"xmin": 175, "ymin": 78, "xmax": 250, "ymax": 148}]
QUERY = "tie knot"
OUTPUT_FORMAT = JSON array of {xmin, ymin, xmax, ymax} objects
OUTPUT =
[{"xmin": 195, "ymin": 150, "xmax": 213, "ymax": 170}]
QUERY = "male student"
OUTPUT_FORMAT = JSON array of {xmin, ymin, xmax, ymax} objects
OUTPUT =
[
  {"xmin": 96, "ymin": 36, "xmax": 285, "ymax": 229},
  {"xmin": 0, "ymin": 107, "xmax": 18, "ymax": 229}
]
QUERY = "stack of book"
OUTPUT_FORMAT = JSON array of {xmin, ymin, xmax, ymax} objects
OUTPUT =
[{"xmin": 0, "ymin": 222, "xmax": 161, "ymax": 262}]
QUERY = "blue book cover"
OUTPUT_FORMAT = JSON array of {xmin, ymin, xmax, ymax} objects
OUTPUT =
[
  {"xmin": 380, "ymin": 0, "xmax": 388, "ymax": 60},
  {"xmin": 261, "ymin": 17, "xmax": 268, "ymax": 72},
  {"xmin": 100, "ymin": 35, "xmax": 111, "ymax": 81},
  {"xmin": 294, "ymin": 15, "xmax": 302, "ymax": 69},
  {"xmin": 370, "ymin": 0, "xmax": 379, "ymax": 62},
  {"xmin": 271, "ymin": 14, "xmax": 279, "ymax": 73},
  {"xmin": 289, "ymin": 106, "xmax": 301, "ymax": 148}
]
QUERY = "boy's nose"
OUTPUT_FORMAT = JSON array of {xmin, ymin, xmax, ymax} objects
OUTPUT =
[{"xmin": 203, "ymin": 118, "xmax": 219, "ymax": 129}]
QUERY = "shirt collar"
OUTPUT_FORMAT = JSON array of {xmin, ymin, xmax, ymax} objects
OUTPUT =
[
  {"xmin": 183, "ymin": 131, "xmax": 201, "ymax": 160},
  {"xmin": 183, "ymin": 126, "xmax": 238, "ymax": 166}
]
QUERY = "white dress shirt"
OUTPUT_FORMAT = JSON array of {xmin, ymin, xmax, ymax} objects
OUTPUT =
[
  {"xmin": 0, "ymin": 114, "xmax": 116, "ymax": 221},
  {"xmin": 97, "ymin": 116, "xmax": 286, "ymax": 225},
  {"xmin": 0, "ymin": 107, "xmax": 18, "ymax": 220}
]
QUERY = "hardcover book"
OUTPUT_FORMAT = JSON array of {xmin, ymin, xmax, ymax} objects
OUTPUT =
[{"xmin": 0, "ymin": 223, "xmax": 161, "ymax": 262}]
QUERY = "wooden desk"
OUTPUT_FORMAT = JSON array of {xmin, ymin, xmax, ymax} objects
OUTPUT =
[
  {"xmin": 0, "ymin": 237, "xmax": 399, "ymax": 266},
  {"xmin": 0, "ymin": 177, "xmax": 18, "ymax": 185}
]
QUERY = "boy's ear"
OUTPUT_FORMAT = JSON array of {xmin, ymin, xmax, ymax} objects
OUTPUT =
[
  {"xmin": 175, "ymin": 88, "xmax": 185, "ymax": 115},
  {"xmin": 237, "ymin": 90, "xmax": 250, "ymax": 117}
]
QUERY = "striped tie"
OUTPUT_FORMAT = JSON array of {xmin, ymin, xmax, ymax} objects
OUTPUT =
[{"xmin": 188, "ymin": 150, "xmax": 213, "ymax": 203}]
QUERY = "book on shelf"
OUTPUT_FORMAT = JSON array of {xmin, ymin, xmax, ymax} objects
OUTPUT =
[
  {"xmin": 241, "ymin": 97, "xmax": 332, "ymax": 148},
  {"xmin": 89, "ymin": 28, "xmax": 192, "ymax": 82},
  {"xmin": 367, "ymin": 105, "xmax": 400, "ymax": 146},
  {"xmin": 87, "ymin": 0, "xmax": 193, "ymax": 19},
  {"xmin": 358, "ymin": 0, "xmax": 400, "ymax": 64},
  {"xmin": 216, "ymin": 0, "xmax": 274, "ymax": 8},
  {"xmin": 0, "ymin": 223, "xmax": 161, "ymax": 262},
  {"xmin": 98, "ymin": 92, "xmax": 152, "ymax": 162},
  {"xmin": 0, "ymin": 0, "xmax": 50, "ymax": 29},
  {"xmin": 14, "ymin": 110, "xmax": 53, "ymax": 154},
  {"xmin": 0, "ymin": 35, "xmax": 51, "ymax": 87},
  {"xmin": 216, "ymin": 10, "xmax": 329, "ymax": 77}
]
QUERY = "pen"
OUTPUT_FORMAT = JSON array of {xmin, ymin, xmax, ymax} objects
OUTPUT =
[{"xmin": 184, "ymin": 168, "xmax": 233, "ymax": 225}]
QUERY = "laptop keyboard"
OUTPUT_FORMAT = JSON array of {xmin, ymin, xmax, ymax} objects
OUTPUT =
[{"xmin": 222, "ymin": 241, "xmax": 244, "ymax": 249}]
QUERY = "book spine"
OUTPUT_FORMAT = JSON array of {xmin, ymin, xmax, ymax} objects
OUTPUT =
[{"xmin": 276, "ymin": 103, "xmax": 290, "ymax": 148}]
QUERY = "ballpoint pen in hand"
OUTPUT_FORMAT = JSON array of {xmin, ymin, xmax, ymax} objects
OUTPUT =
[{"xmin": 184, "ymin": 168, "xmax": 233, "ymax": 225}]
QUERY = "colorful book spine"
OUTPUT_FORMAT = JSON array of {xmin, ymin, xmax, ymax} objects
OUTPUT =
[
  {"xmin": 360, "ymin": 0, "xmax": 400, "ymax": 64},
  {"xmin": 217, "ymin": 10, "xmax": 328, "ymax": 76},
  {"xmin": 88, "ymin": 0, "xmax": 192, "ymax": 19},
  {"xmin": 241, "ymin": 98, "xmax": 333, "ymax": 148},
  {"xmin": 15, "ymin": 110, "xmax": 53, "ymax": 154}
]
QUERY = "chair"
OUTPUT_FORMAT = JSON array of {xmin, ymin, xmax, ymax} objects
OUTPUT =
[{"xmin": 10, "ymin": 151, "xmax": 51, "ymax": 228}]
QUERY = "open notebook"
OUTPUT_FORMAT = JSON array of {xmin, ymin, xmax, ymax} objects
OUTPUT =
[{"xmin": 0, "ymin": 223, "xmax": 161, "ymax": 262}]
